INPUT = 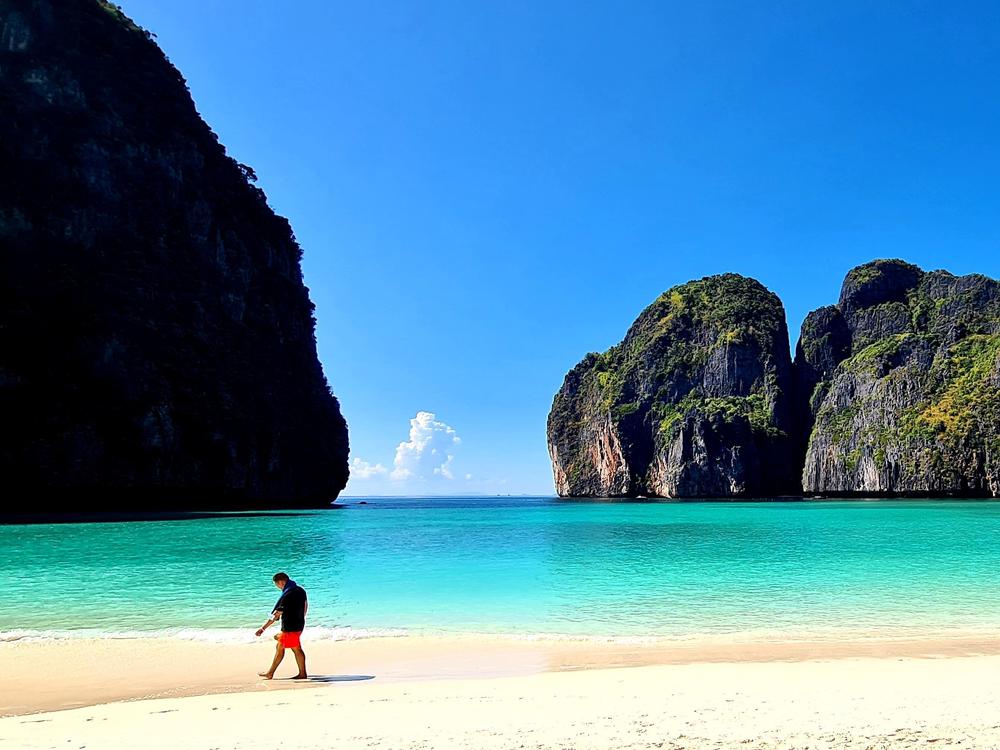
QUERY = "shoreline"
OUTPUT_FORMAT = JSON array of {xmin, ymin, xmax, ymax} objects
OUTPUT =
[{"xmin": 7, "ymin": 630, "xmax": 1000, "ymax": 717}]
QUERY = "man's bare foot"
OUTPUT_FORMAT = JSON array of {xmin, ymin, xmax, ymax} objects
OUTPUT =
[
  {"xmin": 258, "ymin": 672, "xmax": 274, "ymax": 679},
  {"xmin": 291, "ymin": 673, "xmax": 308, "ymax": 680}
]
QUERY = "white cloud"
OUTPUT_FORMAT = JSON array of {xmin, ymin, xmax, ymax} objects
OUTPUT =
[
  {"xmin": 351, "ymin": 457, "xmax": 387, "ymax": 479},
  {"xmin": 433, "ymin": 454, "xmax": 455, "ymax": 479},
  {"xmin": 390, "ymin": 411, "xmax": 461, "ymax": 482}
]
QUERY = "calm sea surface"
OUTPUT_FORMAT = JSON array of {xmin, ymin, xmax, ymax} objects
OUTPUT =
[{"xmin": 4, "ymin": 497, "xmax": 1000, "ymax": 642}]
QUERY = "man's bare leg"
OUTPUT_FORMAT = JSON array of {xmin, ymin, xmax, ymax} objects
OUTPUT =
[
  {"xmin": 259, "ymin": 641, "xmax": 286, "ymax": 679},
  {"xmin": 291, "ymin": 646, "xmax": 307, "ymax": 679}
]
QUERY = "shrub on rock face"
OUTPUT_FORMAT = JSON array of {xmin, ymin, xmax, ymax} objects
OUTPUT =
[{"xmin": 547, "ymin": 274, "xmax": 798, "ymax": 498}]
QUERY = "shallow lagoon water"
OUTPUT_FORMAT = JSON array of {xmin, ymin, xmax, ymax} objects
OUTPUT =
[{"xmin": 4, "ymin": 497, "xmax": 1000, "ymax": 641}]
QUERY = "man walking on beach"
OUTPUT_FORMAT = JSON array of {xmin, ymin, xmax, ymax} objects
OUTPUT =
[{"xmin": 255, "ymin": 572, "xmax": 308, "ymax": 680}]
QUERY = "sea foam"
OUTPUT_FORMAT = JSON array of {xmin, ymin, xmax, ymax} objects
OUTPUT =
[{"xmin": 0, "ymin": 626, "xmax": 410, "ymax": 644}]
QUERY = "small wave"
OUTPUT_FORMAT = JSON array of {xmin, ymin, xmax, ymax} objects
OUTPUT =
[
  {"xmin": 4, "ymin": 624, "xmax": 997, "ymax": 646},
  {"xmin": 0, "ymin": 626, "xmax": 410, "ymax": 644},
  {"xmin": 413, "ymin": 625, "xmax": 1000, "ymax": 646}
]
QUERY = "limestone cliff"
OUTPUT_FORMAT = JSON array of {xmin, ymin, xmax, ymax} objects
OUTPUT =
[
  {"xmin": 551, "ymin": 261, "xmax": 1000, "ymax": 499},
  {"xmin": 0, "ymin": 0, "xmax": 349, "ymax": 509},
  {"xmin": 547, "ymin": 275, "xmax": 798, "ymax": 497},
  {"xmin": 799, "ymin": 260, "xmax": 1000, "ymax": 496}
]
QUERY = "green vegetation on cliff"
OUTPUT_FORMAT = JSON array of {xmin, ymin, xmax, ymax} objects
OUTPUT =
[
  {"xmin": 590, "ymin": 274, "xmax": 789, "ymax": 412},
  {"xmin": 907, "ymin": 334, "xmax": 1000, "ymax": 446}
]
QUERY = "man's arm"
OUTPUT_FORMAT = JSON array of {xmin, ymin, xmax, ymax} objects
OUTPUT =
[{"xmin": 255, "ymin": 611, "xmax": 281, "ymax": 637}]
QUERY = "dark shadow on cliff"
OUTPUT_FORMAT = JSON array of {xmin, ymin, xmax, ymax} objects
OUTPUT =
[{"xmin": 0, "ymin": 1, "xmax": 350, "ymax": 512}]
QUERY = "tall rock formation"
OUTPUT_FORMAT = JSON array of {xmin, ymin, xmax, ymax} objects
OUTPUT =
[
  {"xmin": 551, "ymin": 261, "xmax": 1000, "ymax": 499},
  {"xmin": 547, "ymin": 274, "xmax": 798, "ymax": 497},
  {"xmin": 0, "ymin": 0, "xmax": 349, "ymax": 509},
  {"xmin": 798, "ymin": 260, "xmax": 1000, "ymax": 496}
]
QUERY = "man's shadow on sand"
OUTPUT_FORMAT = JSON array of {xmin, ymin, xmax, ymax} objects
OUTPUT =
[{"xmin": 280, "ymin": 675, "xmax": 375, "ymax": 683}]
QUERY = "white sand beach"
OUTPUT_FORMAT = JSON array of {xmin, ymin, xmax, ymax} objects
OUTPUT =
[{"xmin": 5, "ymin": 635, "xmax": 1000, "ymax": 748}]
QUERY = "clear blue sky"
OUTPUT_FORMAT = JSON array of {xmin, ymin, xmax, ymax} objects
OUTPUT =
[{"xmin": 121, "ymin": 0, "xmax": 1000, "ymax": 496}]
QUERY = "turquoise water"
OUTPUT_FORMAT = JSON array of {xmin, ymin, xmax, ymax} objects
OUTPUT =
[{"xmin": 4, "ymin": 497, "xmax": 1000, "ymax": 642}]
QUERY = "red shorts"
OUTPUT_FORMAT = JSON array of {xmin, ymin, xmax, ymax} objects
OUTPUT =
[{"xmin": 277, "ymin": 631, "xmax": 302, "ymax": 648}]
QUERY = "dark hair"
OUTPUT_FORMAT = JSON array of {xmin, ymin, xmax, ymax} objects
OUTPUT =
[{"xmin": 272, "ymin": 572, "xmax": 289, "ymax": 583}]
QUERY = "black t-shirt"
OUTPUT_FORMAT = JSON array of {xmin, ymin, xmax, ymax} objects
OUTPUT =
[{"xmin": 275, "ymin": 586, "xmax": 307, "ymax": 632}]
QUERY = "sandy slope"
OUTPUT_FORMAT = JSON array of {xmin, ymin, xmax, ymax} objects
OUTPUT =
[
  {"xmin": 4, "ymin": 637, "xmax": 1000, "ymax": 748},
  {"xmin": 4, "ymin": 656, "xmax": 1000, "ymax": 749}
]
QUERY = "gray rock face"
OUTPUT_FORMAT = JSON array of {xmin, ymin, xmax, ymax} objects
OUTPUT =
[
  {"xmin": 547, "ymin": 274, "xmax": 798, "ymax": 498},
  {"xmin": 793, "ymin": 305, "xmax": 851, "ymax": 434},
  {"xmin": 800, "ymin": 260, "xmax": 1000, "ymax": 496}
]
